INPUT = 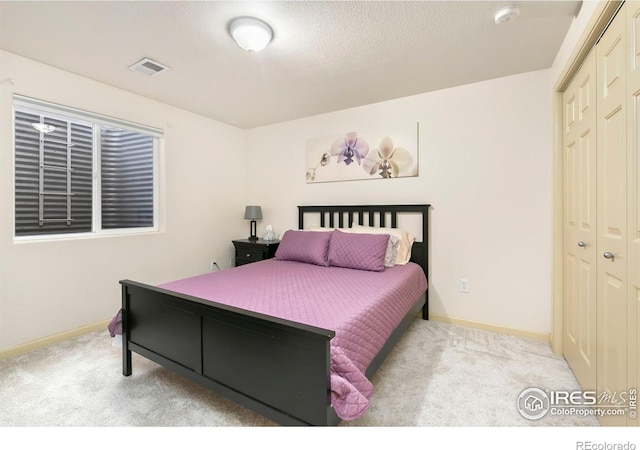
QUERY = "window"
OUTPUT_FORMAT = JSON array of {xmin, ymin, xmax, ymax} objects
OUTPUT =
[{"xmin": 13, "ymin": 95, "xmax": 161, "ymax": 238}]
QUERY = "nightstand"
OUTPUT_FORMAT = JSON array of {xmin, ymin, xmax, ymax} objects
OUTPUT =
[{"xmin": 232, "ymin": 239, "xmax": 280, "ymax": 267}]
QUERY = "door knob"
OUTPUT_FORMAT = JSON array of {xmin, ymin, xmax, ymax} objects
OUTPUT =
[
  {"xmin": 603, "ymin": 251, "xmax": 615, "ymax": 260},
  {"xmin": 577, "ymin": 241, "xmax": 587, "ymax": 248}
]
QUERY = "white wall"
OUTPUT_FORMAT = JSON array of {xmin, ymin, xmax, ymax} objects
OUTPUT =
[
  {"xmin": 0, "ymin": 50, "xmax": 246, "ymax": 352},
  {"xmin": 245, "ymin": 69, "xmax": 553, "ymax": 334}
]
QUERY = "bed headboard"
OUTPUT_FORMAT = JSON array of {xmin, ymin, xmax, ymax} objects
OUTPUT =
[{"xmin": 297, "ymin": 204, "xmax": 430, "ymax": 280}]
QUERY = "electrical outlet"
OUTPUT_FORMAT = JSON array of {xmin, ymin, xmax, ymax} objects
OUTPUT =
[
  {"xmin": 210, "ymin": 259, "xmax": 219, "ymax": 271},
  {"xmin": 459, "ymin": 278, "xmax": 469, "ymax": 293}
]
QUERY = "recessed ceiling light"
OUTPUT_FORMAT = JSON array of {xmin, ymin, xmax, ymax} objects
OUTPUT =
[
  {"xmin": 494, "ymin": 5, "xmax": 520, "ymax": 25},
  {"xmin": 229, "ymin": 17, "xmax": 273, "ymax": 53},
  {"xmin": 32, "ymin": 123, "xmax": 56, "ymax": 133}
]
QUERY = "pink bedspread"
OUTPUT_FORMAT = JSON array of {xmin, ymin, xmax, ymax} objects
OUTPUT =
[{"xmin": 159, "ymin": 259, "xmax": 427, "ymax": 421}]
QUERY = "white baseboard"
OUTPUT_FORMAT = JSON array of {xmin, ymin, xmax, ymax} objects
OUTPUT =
[
  {"xmin": 0, "ymin": 319, "xmax": 111, "ymax": 360},
  {"xmin": 1, "ymin": 314, "xmax": 550, "ymax": 360},
  {"xmin": 429, "ymin": 314, "xmax": 550, "ymax": 343}
]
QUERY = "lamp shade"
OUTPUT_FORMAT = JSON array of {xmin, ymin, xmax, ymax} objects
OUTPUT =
[
  {"xmin": 229, "ymin": 17, "xmax": 273, "ymax": 52},
  {"xmin": 244, "ymin": 205, "xmax": 262, "ymax": 220}
]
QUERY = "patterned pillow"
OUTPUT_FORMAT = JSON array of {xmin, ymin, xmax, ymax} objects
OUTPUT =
[
  {"xmin": 327, "ymin": 229, "xmax": 389, "ymax": 272},
  {"xmin": 385, "ymin": 234, "xmax": 400, "ymax": 268},
  {"xmin": 274, "ymin": 230, "xmax": 332, "ymax": 266},
  {"xmin": 349, "ymin": 224, "xmax": 415, "ymax": 265}
]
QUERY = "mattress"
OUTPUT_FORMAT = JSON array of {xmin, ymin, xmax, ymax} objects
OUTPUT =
[{"xmin": 159, "ymin": 259, "xmax": 428, "ymax": 420}]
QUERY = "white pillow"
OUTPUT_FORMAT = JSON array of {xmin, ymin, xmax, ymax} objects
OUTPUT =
[
  {"xmin": 310, "ymin": 226, "xmax": 400, "ymax": 267},
  {"xmin": 309, "ymin": 227, "xmax": 350, "ymax": 233},
  {"xmin": 348, "ymin": 224, "xmax": 415, "ymax": 265}
]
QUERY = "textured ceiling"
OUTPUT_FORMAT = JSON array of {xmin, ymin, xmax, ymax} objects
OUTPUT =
[{"xmin": 0, "ymin": 1, "xmax": 582, "ymax": 129}]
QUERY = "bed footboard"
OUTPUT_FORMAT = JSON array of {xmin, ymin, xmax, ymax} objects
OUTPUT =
[{"xmin": 120, "ymin": 280, "xmax": 337, "ymax": 426}]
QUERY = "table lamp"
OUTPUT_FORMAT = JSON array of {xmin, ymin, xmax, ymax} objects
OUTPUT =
[{"xmin": 244, "ymin": 206, "xmax": 262, "ymax": 241}]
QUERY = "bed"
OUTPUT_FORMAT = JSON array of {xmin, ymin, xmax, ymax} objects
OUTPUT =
[{"xmin": 119, "ymin": 204, "xmax": 430, "ymax": 425}]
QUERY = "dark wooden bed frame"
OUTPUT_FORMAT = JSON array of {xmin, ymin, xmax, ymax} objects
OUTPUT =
[{"xmin": 119, "ymin": 204, "xmax": 430, "ymax": 426}]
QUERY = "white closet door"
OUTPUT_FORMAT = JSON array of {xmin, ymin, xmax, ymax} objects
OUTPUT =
[
  {"xmin": 563, "ymin": 47, "xmax": 598, "ymax": 392},
  {"xmin": 597, "ymin": 5, "xmax": 628, "ymax": 427},
  {"xmin": 626, "ymin": 0, "xmax": 640, "ymax": 428}
]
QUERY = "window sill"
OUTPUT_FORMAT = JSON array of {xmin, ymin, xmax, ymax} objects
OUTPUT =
[{"xmin": 13, "ymin": 227, "xmax": 160, "ymax": 244}]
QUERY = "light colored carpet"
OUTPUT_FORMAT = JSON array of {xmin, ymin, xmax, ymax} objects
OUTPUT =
[{"xmin": 0, "ymin": 319, "xmax": 598, "ymax": 427}]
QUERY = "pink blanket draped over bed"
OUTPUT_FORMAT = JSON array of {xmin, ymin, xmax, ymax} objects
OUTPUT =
[{"xmin": 158, "ymin": 259, "xmax": 427, "ymax": 421}]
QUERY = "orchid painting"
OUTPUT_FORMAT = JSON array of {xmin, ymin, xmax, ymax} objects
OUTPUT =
[
  {"xmin": 330, "ymin": 132, "xmax": 369, "ymax": 165},
  {"xmin": 305, "ymin": 125, "xmax": 418, "ymax": 183},
  {"xmin": 363, "ymin": 137, "xmax": 414, "ymax": 179}
]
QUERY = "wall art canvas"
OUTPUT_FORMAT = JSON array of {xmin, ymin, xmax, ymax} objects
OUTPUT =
[{"xmin": 305, "ymin": 124, "xmax": 419, "ymax": 183}]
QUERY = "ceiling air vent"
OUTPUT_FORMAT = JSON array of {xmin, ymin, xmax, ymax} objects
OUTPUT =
[{"xmin": 128, "ymin": 57, "xmax": 170, "ymax": 77}]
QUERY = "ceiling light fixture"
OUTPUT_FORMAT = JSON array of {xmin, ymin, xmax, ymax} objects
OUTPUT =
[
  {"xmin": 32, "ymin": 123, "xmax": 56, "ymax": 133},
  {"xmin": 229, "ymin": 17, "xmax": 273, "ymax": 53},
  {"xmin": 494, "ymin": 5, "xmax": 520, "ymax": 25}
]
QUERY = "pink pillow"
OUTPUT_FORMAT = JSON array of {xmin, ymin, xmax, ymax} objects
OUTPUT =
[
  {"xmin": 274, "ymin": 230, "xmax": 332, "ymax": 266},
  {"xmin": 327, "ymin": 229, "xmax": 389, "ymax": 272}
]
